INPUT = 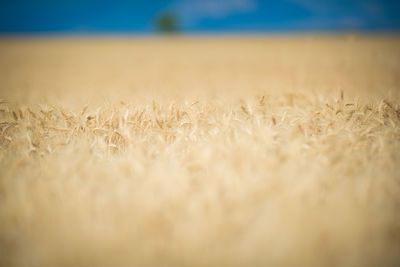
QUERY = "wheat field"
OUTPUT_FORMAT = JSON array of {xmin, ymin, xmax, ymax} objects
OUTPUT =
[{"xmin": 0, "ymin": 36, "xmax": 399, "ymax": 267}]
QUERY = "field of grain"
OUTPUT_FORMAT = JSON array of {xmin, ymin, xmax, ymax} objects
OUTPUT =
[{"xmin": 0, "ymin": 36, "xmax": 399, "ymax": 267}]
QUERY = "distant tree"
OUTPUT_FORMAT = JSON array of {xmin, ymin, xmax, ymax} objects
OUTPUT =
[{"xmin": 154, "ymin": 12, "xmax": 179, "ymax": 34}]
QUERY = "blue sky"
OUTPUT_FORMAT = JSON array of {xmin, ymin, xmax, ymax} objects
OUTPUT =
[{"xmin": 0, "ymin": 0, "xmax": 399, "ymax": 33}]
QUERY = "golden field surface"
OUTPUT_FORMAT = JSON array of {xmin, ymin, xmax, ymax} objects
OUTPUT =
[{"xmin": 0, "ymin": 36, "xmax": 400, "ymax": 267}]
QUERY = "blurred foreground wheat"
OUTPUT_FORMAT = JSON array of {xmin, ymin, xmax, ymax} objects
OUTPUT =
[{"xmin": 0, "ymin": 36, "xmax": 399, "ymax": 267}]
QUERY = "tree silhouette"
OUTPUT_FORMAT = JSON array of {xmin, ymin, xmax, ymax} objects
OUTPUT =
[{"xmin": 154, "ymin": 12, "xmax": 179, "ymax": 34}]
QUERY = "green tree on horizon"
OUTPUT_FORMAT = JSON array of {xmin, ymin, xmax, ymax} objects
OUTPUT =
[{"xmin": 154, "ymin": 12, "xmax": 179, "ymax": 34}]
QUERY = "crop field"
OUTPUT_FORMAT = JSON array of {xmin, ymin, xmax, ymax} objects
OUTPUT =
[{"xmin": 0, "ymin": 36, "xmax": 400, "ymax": 267}]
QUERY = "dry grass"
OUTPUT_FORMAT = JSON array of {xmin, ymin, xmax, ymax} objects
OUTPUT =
[{"xmin": 0, "ymin": 36, "xmax": 400, "ymax": 267}]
